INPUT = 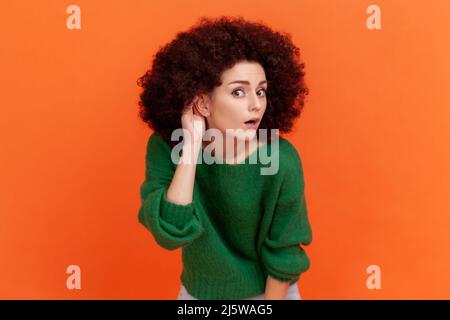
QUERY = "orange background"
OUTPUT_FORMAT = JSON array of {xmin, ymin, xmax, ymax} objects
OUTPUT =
[{"xmin": 1, "ymin": 0, "xmax": 450, "ymax": 299}]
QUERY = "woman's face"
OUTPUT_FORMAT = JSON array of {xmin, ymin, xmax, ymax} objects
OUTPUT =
[{"xmin": 201, "ymin": 60, "xmax": 268, "ymax": 141}]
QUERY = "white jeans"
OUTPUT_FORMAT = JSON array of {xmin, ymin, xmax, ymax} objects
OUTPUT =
[{"xmin": 177, "ymin": 281, "xmax": 301, "ymax": 300}]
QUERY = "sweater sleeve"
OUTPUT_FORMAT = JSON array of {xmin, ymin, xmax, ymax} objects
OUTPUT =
[
  {"xmin": 137, "ymin": 133, "xmax": 204, "ymax": 250},
  {"xmin": 260, "ymin": 145, "xmax": 312, "ymax": 282}
]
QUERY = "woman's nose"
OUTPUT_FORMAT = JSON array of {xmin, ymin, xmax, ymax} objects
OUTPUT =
[{"xmin": 249, "ymin": 93, "xmax": 262, "ymax": 111}]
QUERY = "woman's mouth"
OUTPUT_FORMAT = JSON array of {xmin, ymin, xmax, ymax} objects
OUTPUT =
[{"xmin": 244, "ymin": 118, "xmax": 260, "ymax": 129}]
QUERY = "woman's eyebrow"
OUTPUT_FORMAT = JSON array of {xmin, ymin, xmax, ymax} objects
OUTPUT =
[{"xmin": 227, "ymin": 80, "xmax": 268, "ymax": 86}]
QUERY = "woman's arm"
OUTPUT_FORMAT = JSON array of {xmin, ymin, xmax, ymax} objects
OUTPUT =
[
  {"xmin": 260, "ymin": 141, "xmax": 312, "ymax": 298},
  {"xmin": 166, "ymin": 140, "xmax": 201, "ymax": 205},
  {"xmin": 166, "ymin": 98, "xmax": 206, "ymax": 205},
  {"xmin": 137, "ymin": 102, "xmax": 206, "ymax": 250},
  {"xmin": 137, "ymin": 134, "xmax": 204, "ymax": 250},
  {"xmin": 264, "ymin": 275, "xmax": 290, "ymax": 300},
  {"xmin": 166, "ymin": 99, "xmax": 205, "ymax": 205}
]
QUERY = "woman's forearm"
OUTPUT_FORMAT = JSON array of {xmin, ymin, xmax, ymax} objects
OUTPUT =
[
  {"xmin": 264, "ymin": 275, "xmax": 290, "ymax": 300},
  {"xmin": 166, "ymin": 141, "xmax": 200, "ymax": 205}
]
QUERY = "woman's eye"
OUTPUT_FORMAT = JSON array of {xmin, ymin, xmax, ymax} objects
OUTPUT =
[
  {"xmin": 232, "ymin": 88, "xmax": 245, "ymax": 97},
  {"xmin": 257, "ymin": 88, "xmax": 267, "ymax": 97},
  {"xmin": 232, "ymin": 88, "xmax": 267, "ymax": 97}
]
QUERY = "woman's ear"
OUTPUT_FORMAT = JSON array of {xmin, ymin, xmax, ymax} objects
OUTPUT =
[{"xmin": 194, "ymin": 95, "xmax": 210, "ymax": 117}]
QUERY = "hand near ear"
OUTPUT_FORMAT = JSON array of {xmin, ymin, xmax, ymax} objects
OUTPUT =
[{"xmin": 181, "ymin": 96, "xmax": 207, "ymax": 147}]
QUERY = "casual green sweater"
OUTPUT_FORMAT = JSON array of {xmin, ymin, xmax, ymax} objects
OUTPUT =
[{"xmin": 138, "ymin": 132, "xmax": 312, "ymax": 300}]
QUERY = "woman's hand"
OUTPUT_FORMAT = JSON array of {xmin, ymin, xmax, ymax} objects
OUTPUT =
[
  {"xmin": 264, "ymin": 275, "xmax": 290, "ymax": 300},
  {"xmin": 181, "ymin": 96, "xmax": 206, "ymax": 147}
]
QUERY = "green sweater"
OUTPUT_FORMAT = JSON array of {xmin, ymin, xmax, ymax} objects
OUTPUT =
[{"xmin": 138, "ymin": 132, "xmax": 312, "ymax": 300}]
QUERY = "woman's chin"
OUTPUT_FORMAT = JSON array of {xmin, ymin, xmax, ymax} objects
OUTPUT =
[
  {"xmin": 235, "ymin": 128, "xmax": 257, "ymax": 141},
  {"xmin": 211, "ymin": 127, "xmax": 257, "ymax": 142}
]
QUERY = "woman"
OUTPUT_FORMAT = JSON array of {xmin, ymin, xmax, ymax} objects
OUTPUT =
[{"xmin": 136, "ymin": 16, "xmax": 312, "ymax": 300}]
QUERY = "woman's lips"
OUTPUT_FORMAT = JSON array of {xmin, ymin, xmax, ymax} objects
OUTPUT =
[{"xmin": 244, "ymin": 119, "xmax": 260, "ymax": 129}]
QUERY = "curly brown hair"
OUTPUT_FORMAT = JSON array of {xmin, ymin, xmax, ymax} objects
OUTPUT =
[{"xmin": 136, "ymin": 16, "xmax": 309, "ymax": 147}]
